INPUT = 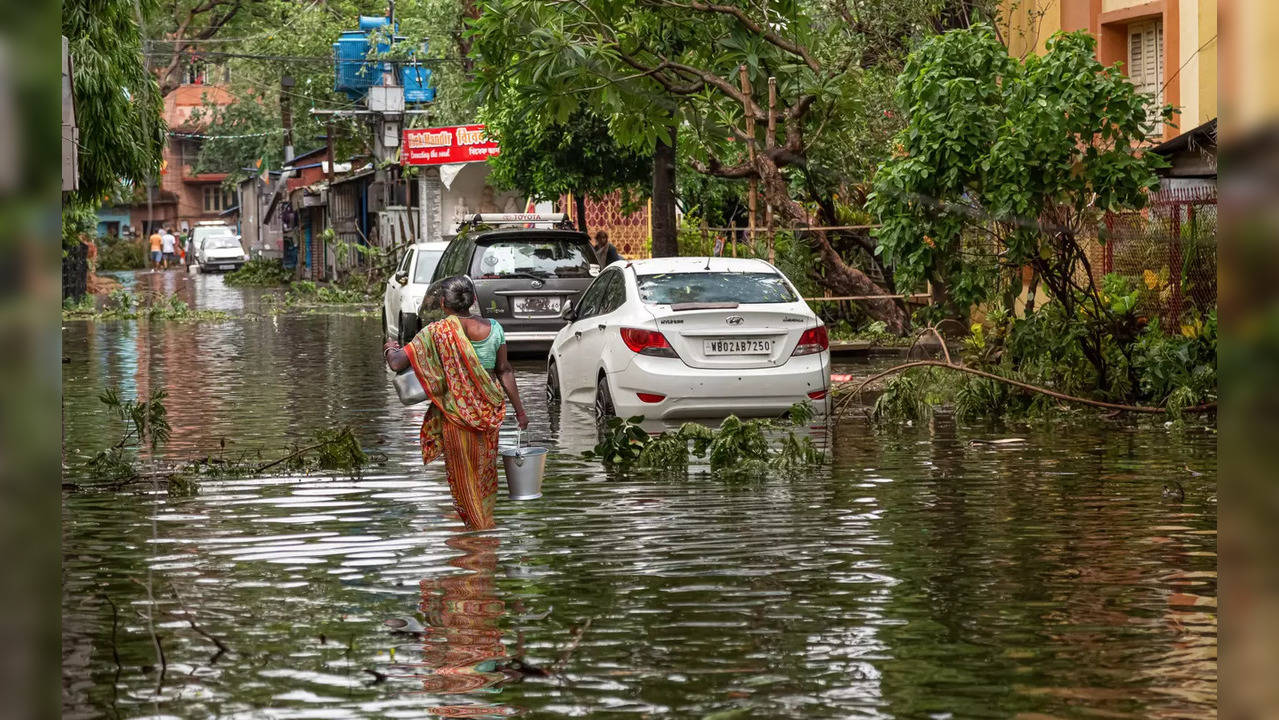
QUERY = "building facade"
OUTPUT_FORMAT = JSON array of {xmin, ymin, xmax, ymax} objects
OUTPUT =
[
  {"xmin": 1001, "ymin": 0, "xmax": 1217, "ymax": 142},
  {"xmin": 97, "ymin": 80, "xmax": 238, "ymax": 238}
]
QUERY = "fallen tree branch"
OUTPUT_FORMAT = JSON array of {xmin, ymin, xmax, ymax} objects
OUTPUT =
[{"xmin": 836, "ymin": 360, "xmax": 1217, "ymax": 416}]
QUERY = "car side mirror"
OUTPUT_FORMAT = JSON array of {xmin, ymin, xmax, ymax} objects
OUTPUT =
[
  {"xmin": 395, "ymin": 271, "xmax": 409, "ymax": 286},
  {"xmin": 559, "ymin": 300, "xmax": 574, "ymax": 321}
]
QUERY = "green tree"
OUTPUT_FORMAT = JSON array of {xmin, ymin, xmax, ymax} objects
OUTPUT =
[
  {"xmin": 63, "ymin": 0, "xmax": 167, "ymax": 206},
  {"xmin": 483, "ymin": 102, "xmax": 651, "ymax": 231},
  {"xmin": 868, "ymin": 25, "xmax": 1171, "ymax": 383},
  {"xmin": 469, "ymin": 0, "xmax": 992, "ymax": 328}
]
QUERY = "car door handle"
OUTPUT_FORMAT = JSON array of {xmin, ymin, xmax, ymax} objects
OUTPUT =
[
  {"xmin": 597, "ymin": 324, "xmax": 606, "ymax": 331},
  {"xmin": 574, "ymin": 331, "xmax": 582, "ymax": 339}
]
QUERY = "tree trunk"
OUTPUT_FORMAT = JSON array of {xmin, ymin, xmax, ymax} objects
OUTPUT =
[
  {"xmin": 575, "ymin": 194, "xmax": 588, "ymax": 233},
  {"xmin": 755, "ymin": 159, "xmax": 910, "ymax": 333},
  {"xmin": 650, "ymin": 125, "xmax": 678, "ymax": 257}
]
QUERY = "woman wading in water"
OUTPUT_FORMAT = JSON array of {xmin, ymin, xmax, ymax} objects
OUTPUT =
[{"xmin": 384, "ymin": 276, "xmax": 529, "ymax": 530}]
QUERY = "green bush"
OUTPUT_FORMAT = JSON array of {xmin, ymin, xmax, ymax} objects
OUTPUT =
[
  {"xmin": 96, "ymin": 237, "xmax": 147, "ymax": 271},
  {"xmin": 225, "ymin": 259, "xmax": 293, "ymax": 286}
]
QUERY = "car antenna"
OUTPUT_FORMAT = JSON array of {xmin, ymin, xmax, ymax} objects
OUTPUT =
[{"xmin": 704, "ymin": 254, "xmax": 712, "ymax": 271}]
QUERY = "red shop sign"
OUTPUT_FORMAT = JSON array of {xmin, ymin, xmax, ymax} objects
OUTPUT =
[{"xmin": 402, "ymin": 124, "xmax": 500, "ymax": 165}]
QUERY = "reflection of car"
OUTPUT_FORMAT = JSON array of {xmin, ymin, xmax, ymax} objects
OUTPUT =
[
  {"xmin": 546, "ymin": 256, "xmax": 830, "ymax": 420},
  {"xmin": 196, "ymin": 235, "xmax": 248, "ymax": 272},
  {"xmin": 427, "ymin": 214, "xmax": 598, "ymax": 350},
  {"xmin": 383, "ymin": 241, "xmax": 450, "ymax": 343}
]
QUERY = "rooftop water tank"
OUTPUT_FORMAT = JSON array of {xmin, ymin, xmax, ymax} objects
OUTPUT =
[
  {"xmin": 402, "ymin": 53, "xmax": 435, "ymax": 104},
  {"xmin": 333, "ymin": 30, "xmax": 371, "ymax": 99}
]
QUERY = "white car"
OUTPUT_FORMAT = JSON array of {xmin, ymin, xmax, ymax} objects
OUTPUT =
[
  {"xmin": 383, "ymin": 241, "xmax": 450, "ymax": 343},
  {"xmin": 546, "ymin": 257, "xmax": 831, "ymax": 420},
  {"xmin": 196, "ymin": 234, "xmax": 248, "ymax": 272}
]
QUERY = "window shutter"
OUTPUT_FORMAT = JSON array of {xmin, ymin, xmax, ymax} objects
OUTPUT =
[{"xmin": 1127, "ymin": 20, "xmax": 1164, "ymax": 135}]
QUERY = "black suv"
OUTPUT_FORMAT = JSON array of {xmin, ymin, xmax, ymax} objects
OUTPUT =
[{"xmin": 424, "ymin": 215, "xmax": 599, "ymax": 349}]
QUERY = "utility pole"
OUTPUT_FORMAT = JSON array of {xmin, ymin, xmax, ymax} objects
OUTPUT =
[{"xmin": 281, "ymin": 75, "xmax": 295, "ymax": 163}]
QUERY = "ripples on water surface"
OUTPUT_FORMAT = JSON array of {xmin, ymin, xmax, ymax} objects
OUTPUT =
[{"xmin": 62, "ymin": 271, "xmax": 1216, "ymax": 719}]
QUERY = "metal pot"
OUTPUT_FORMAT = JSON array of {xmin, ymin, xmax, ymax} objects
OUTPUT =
[{"xmin": 392, "ymin": 368, "xmax": 428, "ymax": 406}]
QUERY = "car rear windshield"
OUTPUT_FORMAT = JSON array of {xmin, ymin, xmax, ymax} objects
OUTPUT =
[
  {"xmin": 204, "ymin": 237, "xmax": 240, "ymax": 250},
  {"xmin": 473, "ymin": 238, "xmax": 593, "ymax": 280},
  {"xmin": 636, "ymin": 272, "xmax": 797, "ymax": 304},
  {"xmin": 413, "ymin": 250, "xmax": 444, "ymax": 283}
]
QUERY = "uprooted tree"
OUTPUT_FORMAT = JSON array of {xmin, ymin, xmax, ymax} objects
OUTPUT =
[
  {"xmin": 868, "ymin": 26, "xmax": 1173, "ymax": 387},
  {"xmin": 469, "ymin": 0, "xmax": 996, "ymax": 332}
]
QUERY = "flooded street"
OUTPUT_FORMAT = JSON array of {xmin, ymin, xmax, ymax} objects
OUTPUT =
[{"xmin": 62, "ymin": 271, "xmax": 1217, "ymax": 719}]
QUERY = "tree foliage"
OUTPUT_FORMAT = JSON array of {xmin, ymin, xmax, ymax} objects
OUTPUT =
[
  {"xmin": 469, "ymin": 0, "xmax": 994, "ymax": 328},
  {"xmin": 63, "ymin": 0, "xmax": 167, "ymax": 204},
  {"xmin": 483, "ymin": 102, "xmax": 650, "ymax": 204},
  {"xmin": 868, "ymin": 26, "xmax": 1171, "ymax": 380}
]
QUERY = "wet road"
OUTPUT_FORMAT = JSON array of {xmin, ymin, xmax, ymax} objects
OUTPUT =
[{"xmin": 62, "ymin": 270, "xmax": 1217, "ymax": 719}]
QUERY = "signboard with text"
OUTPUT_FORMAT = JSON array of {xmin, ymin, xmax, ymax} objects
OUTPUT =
[{"xmin": 402, "ymin": 124, "xmax": 500, "ymax": 165}]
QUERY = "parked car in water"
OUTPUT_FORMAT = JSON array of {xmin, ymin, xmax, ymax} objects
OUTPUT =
[
  {"xmin": 383, "ymin": 241, "xmax": 450, "ymax": 343},
  {"xmin": 196, "ymin": 234, "xmax": 249, "ymax": 272},
  {"xmin": 427, "ymin": 214, "xmax": 599, "ymax": 350},
  {"xmin": 545, "ymin": 257, "xmax": 831, "ymax": 420}
]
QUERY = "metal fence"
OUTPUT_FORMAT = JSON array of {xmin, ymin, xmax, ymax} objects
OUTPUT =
[{"xmin": 1102, "ymin": 186, "xmax": 1217, "ymax": 326}]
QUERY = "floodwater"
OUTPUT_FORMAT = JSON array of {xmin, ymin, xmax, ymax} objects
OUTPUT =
[{"xmin": 62, "ymin": 270, "xmax": 1217, "ymax": 719}]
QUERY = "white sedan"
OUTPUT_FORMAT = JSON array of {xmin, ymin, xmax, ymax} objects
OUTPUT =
[
  {"xmin": 196, "ymin": 234, "xmax": 249, "ymax": 272},
  {"xmin": 546, "ymin": 257, "xmax": 831, "ymax": 420},
  {"xmin": 383, "ymin": 241, "xmax": 449, "ymax": 343}
]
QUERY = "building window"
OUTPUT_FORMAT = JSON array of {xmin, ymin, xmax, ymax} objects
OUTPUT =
[
  {"xmin": 203, "ymin": 186, "xmax": 236, "ymax": 213},
  {"xmin": 1127, "ymin": 19, "xmax": 1164, "ymax": 134}
]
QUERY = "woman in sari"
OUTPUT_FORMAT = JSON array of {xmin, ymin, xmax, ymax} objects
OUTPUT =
[{"xmin": 384, "ymin": 276, "xmax": 529, "ymax": 530}]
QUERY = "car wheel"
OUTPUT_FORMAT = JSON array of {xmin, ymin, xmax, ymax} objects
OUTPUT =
[
  {"xmin": 398, "ymin": 312, "xmax": 421, "ymax": 345},
  {"xmin": 546, "ymin": 359, "xmax": 561, "ymax": 402},
  {"xmin": 594, "ymin": 373, "xmax": 615, "ymax": 418},
  {"xmin": 381, "ymin": 308, "xmax": 389, "ymax": 339}
]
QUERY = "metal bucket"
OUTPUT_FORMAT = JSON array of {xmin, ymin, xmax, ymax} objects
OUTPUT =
[{"xmin": 501, "ymin": 445, "xmax": 547, "ymax": 500}]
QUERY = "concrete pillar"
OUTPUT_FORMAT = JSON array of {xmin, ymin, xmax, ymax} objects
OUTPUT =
[{"xmin": 420, "ymin": 168, "xmax": 442, "ymax": 243}]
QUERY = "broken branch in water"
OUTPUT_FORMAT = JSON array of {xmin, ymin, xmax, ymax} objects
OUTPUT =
[
  {"xmin": 836, "ymin": 360, "xmax": 1218, "ymax": 416},
  {"xmin": 168, "ymin": 582, "xmax": 230, "ymax": 663},
  {"xmin": 552, "ymin": 617, "xmax": 593, "ymax": 676}
]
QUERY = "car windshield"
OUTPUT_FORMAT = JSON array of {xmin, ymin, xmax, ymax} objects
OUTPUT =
[
  {"xmin": 204, "ymin": 237, "xmax": 240, "ymax": 250},
  {"xmin": 413, "ymin": 250, "xmax": 445, "ymax": 284},
  {"xmin": 473, "ymin": 239, "xmax": 592, "ymax": 279},
  {"xmin": 636, "ymin": 272, "xmax": 797, "ymax": 304}
]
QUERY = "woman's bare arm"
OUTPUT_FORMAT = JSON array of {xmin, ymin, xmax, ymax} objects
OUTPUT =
[
  {"xmin": 494, "ymin": 345, "xmax": 528, "ymax": 429},
  {"xmin": 384, "ymin": 341, "xmax": 410, "ymax": 372}
]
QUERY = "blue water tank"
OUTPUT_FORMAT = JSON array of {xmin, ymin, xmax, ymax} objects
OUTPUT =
[
  {"xmin": 333, "ymin": 30, "xmax": 371, "ymax": 99},
  {"xmin": 358, "ymin": 15, "xmax": 391, "ymax": 31},
  {"xmin": 402, "ymin": 65, "xmax": 435, "ymax": 103}
]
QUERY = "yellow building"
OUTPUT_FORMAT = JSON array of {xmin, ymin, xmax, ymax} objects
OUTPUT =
[{"xmin": 1001, "ymin": 0, "xmax": 1217, "ymax": 141}]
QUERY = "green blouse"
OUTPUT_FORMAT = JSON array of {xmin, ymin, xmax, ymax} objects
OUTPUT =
[{"xmin": 469, "ymin": 319, "xmax": 505, "ymax": 370}]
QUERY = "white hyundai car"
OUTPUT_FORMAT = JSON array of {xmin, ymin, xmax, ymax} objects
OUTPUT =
[
  {"xmin": 546, "ymin": 257, "xmax": 831, "ymax": 420},
  {"xmin": 383, "ymin": 241, "xmax": 450, "ymax": 343}
]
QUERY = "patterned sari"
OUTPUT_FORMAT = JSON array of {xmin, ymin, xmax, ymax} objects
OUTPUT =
[{"xmin": 404, "ymin": 315, "xmax": 507, "ymax": 530}]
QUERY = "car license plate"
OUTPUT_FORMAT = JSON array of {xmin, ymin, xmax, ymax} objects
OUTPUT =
[
  {"xmin": 218, "ymin": 264, "xmax": 234, "ymax": 270},
  {"xmin": 704, "ymin": 338, "xmax": 773, "ymax": 355},
  {"xmin": 513, "ymin": 296, "xmax": 561, "ymax": 316}
]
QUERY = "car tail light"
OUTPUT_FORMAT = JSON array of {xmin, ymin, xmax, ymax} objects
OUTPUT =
[
  {"xmin": 792, "ymin": 325, "xmax": 829, "ymax": 356},
  {"xmin": 636, "ymin": 392, "xmax": 666, "ymax": 403},
  {"xmin": 808, "ymin": 389, "xmax": 828, "ymax": 400},
  {"xmin": 620, "ymin": 328, "xmax": 678, "ymax": 358}
]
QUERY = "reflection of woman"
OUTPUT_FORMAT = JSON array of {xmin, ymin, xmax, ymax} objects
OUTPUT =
[
  {"xmin": 416, "ymin": 534, "xmax": 509, "ymax": 696},
  {"xmin": 384, "ymin": 276, "xmax": 529, "ymax": 530}
]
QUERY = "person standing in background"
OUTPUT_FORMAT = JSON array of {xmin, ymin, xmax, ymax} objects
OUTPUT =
[
  {"xmin": 149, "ymin": 228, "xmax": 164, "ymax": 271},
  {"xmin": 160, "ymin": 228, "xmax": 177, "ymax": 270},
  {"xmin": 591, "ymin": 230, "xmax": 623, "ymax": 268}
]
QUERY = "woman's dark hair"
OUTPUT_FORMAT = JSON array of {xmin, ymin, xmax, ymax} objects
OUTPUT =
[{"xmin": 437, "ymin": 275, "xmax": 476, "ymax": 313}]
